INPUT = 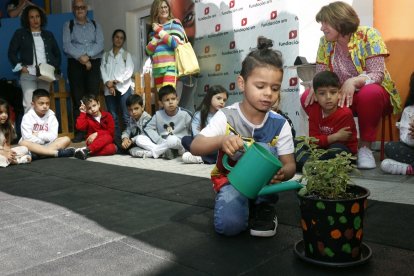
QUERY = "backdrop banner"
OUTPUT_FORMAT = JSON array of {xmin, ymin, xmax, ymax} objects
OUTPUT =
[{"xmin": 191, "ymin": 0, "xmax": 360, "ymax": 135}]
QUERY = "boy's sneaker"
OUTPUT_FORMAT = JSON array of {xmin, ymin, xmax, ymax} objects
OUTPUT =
[
  {"xmin": 357, "ymin": 146, "xmax": 376, "ymax": 169},
  {"xmin": 380, "ymin": 159, "xmax": 408, "ymax": 175},
  {"xmin": 74, "ymin": 147, "xmax": 90, "ymax": 160},
  {"xmin": 130, "ymin": 148, "xmax": 152, "ymax": 158},
  {"xmin": 182, "ymin": 152, "xmax": 203, "ymax": 164},
  {"xmin": 57, "ymin": 147, "xmax": 76, "ymax": 158},
  {"xmin": 249, "ymin": 203, "xmax": 278, "ymax": 237}
]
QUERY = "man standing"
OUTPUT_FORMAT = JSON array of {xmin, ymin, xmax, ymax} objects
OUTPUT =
[{"xmin": 63, "ymin": 0, "xmax": 104, "ymax": 142}]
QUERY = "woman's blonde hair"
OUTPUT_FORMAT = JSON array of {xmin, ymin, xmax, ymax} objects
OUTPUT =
[
  {"xmin": 315, "ymin": 1, "xmax": 360, "ymax": 36},
  {"xmin": 150, "ymin": 0, "xmax": 174, "ymax": 24}
]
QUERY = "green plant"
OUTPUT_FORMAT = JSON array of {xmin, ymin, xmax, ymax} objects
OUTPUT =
[{"xmin": 295, "ymin": 136, "xmax": 358, "ymax": 199}]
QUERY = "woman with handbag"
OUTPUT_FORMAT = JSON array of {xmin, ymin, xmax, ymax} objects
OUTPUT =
[
  {"xmin": 8, "ymin": 5, "xmax": 61, "ymax": 113},
  {"xmin": 146, "ymin": 0, "xmax": 186, "ymax": 91}
]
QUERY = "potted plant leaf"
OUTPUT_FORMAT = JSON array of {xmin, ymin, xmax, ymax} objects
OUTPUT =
[{"xmin": 294, "ymin": 136, "xmax": 372, "ymax": 267}]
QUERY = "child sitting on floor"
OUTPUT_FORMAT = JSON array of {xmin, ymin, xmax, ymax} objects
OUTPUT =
[
  {"xmin": 181, "ymin": 85, "xmax": 228, "ymax": 164},
  {"xmin": 135, "ymin": 85, "xmax": 193, "ymax": 160},
  {"xmin": 19, "ymin": 89, "xmax": 75, "ymax": 159},
  {"xmin": 381, "ymin": 72, "xmax": 414, "ymax": 175},
  {"xmin": 74, "ymin": 94, "xmax": 117, "ymax": 160},
  {"xmin": 120, "ymin": 94, "xmax": 152, "ymax": 156},
  {"xmin": 0, "ymin": 98, "xmax": 31, "ymax": 167},
  {"xmin": 296, "ymin": 71, "xmax": 358, "ymax": 172}
]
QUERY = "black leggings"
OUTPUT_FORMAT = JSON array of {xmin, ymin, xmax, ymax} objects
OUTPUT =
[{"xmin": 384, "ymin": 141, "xmax": 414, "ymax": 166}]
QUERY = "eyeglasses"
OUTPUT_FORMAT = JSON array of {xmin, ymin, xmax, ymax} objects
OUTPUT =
[{"xmin": 74, "ymin": 5, "xmax": 87, "ymax": 11}]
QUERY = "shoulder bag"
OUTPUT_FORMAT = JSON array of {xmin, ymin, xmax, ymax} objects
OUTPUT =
[{"xmin": 173, "ymin": 23, "xmax": 200, "ymax": 77}]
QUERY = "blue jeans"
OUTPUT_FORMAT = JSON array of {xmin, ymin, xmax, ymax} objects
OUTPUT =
[
  {"xmin": 214, "ymin": 184, "xmax": 279, "ymax": 236},
  {"xmin": 105, "ymin": 88, "xmax": 131, "ymax": 140}
]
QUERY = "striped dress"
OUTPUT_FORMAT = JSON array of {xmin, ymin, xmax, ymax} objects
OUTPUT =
[{"xmin": 146, "ymin": 19, "xmax": 185, "ymax": 90}]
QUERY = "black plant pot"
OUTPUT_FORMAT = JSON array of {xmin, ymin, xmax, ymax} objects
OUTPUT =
[{"xmin": 297, "ymin": 185, "xmax": 370, "ymax": 264}]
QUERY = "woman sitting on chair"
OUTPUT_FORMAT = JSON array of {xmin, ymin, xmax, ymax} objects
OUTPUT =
[{"xmin": 302, "ymin": 1, "xmax": 401, "ymax": 170}]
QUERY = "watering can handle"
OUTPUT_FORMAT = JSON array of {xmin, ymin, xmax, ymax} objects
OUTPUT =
[{"xmin": 222, "ymin": 143, "xmax": 248, "ymax": 171}]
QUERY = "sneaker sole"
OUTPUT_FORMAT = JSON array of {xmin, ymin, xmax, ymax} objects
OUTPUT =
[
  {"xmin": 74, "ymin": 152, "xmax": 87, "ymax": 160},
  {"xmin": 250, "ymin": 217, "xmax": 278, "ymax": 237}
]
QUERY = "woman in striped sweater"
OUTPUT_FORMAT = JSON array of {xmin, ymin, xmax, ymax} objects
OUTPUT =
[{"xmin": 146, "ymin": 0, "xmax": 186, "ymax": 91}]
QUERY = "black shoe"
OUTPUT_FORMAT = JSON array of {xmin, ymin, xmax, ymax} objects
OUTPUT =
[
  {"xmin": 74, "ymin": 147, "xmax": 90, "ymax": 160},
  {"xmin": 72, "ymin": 132, "xmax": 85, "ymax": 143},
  {"xmin": 57, "ymin": 147, "xmax": 76, "ymax": 158},
  {"xmin": 249, "ymin": 203, "xmax": 278, "ymax": 237}
]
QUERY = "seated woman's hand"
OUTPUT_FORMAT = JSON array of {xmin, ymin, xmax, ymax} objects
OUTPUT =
[
  {"xmin": 304, "ymin": 88, "xmax": 317, "ymax": 107},
  {"xmin": 339, "ymin": 78, "xmax": 357, "ymax": 107}
]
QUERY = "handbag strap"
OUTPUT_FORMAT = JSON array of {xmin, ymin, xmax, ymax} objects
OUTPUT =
[
  {"xmin": 32, "ymin": 39, "xmax": 39, "ymax": 67},
  {"xmin": 169, "ymin": 19, "xmax": 188, "ymax": 43}
]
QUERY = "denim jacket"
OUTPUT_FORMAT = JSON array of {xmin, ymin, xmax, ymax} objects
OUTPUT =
[{"xmin": 8, "ymin": 28, "xmax": 61, "ymax": 73}]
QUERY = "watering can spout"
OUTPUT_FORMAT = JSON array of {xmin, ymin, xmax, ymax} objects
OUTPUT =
[{"xmin": 257, "ymin": 180, "xmax": 304, "ymax": 196}]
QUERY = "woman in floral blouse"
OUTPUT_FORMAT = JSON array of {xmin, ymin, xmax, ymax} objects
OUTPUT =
[{"xmin": 302, "ymin": 1, "xmax": 401, "ymax": 170}]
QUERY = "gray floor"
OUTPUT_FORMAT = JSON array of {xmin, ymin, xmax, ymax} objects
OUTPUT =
[{"xmin": 1, "ymin": 152, "xmax": 413, "ymax": 275}]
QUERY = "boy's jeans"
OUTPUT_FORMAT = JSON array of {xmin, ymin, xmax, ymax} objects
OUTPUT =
[
  {"xmin": 105, "ymin": 88, "xmax": 131, "ymax": 140},
  {"xmin": 214, "ymin": 142, "xmax": 279, "ymax": 236},
  {"xmin": 214, "ymin": 184, "xmax": 278, "ymax": 236}
]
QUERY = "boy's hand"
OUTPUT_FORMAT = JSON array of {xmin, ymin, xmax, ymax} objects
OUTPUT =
[
  {"xmin": 335, "ymin": 126, "xmax": 352, "ymax": 141},
  {"xmin": 221, "ymin": 135, "xmax": 244, "ymax": 157},
  {"xmin": 79, "ymin": 100, "xmax": 86, "ymax": 113},
  {"xmin": 270, "ymin": 168, "xmax": 285, "ymax": 184},
  {"xmin": 122, "ymin": 138, "xmax": 132, "ymax": 149},
  {"xmin": 87, "ymin": 132, "xmax": 98, "ymax": 144}
]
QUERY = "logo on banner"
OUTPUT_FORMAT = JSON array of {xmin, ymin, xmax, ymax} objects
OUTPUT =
[
  {"xmin": 249, "ymin": 0, "xmax": 270, "ymax": 8},
  {"xmin": 279, "ymin": 29, "xmax": 299, "ymax": 46},
  {"xmin": 215, "ymin": 64, "xmax": 221, "ymax": 72},
  {"xmin": 241, "ymin": 18, "xmax": 247, "ymax": 26},
  {"xmin": 229, "ymin": 82, "xmax": 235, "ymax": 91},
  {"xmin": 215, "ymin": 24, "xmax": 221, "ymax": 32},
  {"xmin": 289, "ymin": 77, "xmax": 298, "ymax": 87},
  {"xmin": 222, "ymin": 0, "xmax": 243, "ymax": 15},
  {"xmin": 283, "ymin": 77, "xmax": 300, "ymax": 92},
  {"xmin": 204, "ymin": 85, "xmax": 210, "ymax": 92},
  {"xmin": 205, "ymin": 46, "xmax": 210, "ymax": 53},
  {"xmin": 198, "ymin": 6, "xmax": 216, "ymax": 21},
  {"xmin": 222, "ymin": 40, "xmax": 244, "ymax": 55},
  {"xmin": 270, "ymin": 11, "xmax": 277, "ymax": 20}
]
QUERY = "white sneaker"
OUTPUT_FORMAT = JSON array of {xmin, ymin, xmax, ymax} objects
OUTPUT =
[
  {"xmin": 380, "ymin": 159, "xmax": 408, "ymax": 175},
  {"xmin": 130, "ymin": 148, "xmax": 152, "ymax": 158},
  {"xmin": 182, "ymin": 152, "xmax": 203, "ymax": 164},
  {"xmin": 357, "ymin": 146, "xmax": 376, "ymax": 169}
]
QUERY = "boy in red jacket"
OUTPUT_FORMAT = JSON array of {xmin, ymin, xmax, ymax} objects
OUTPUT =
[
  {"xmin": 297, "ymin": 71, "xmax": 358, "ymax": 171},
  {"xmin": 74, "ymin": 94, "xmax": 117, "ymax": 160}
]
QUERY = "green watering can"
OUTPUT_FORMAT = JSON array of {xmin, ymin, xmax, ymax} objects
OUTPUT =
[{"xmin": 222, "ymin": 143, "xmax": 303, "ymax": 199}]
